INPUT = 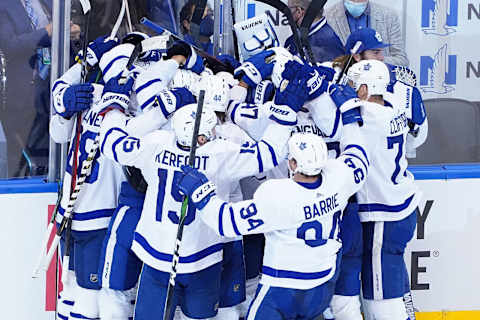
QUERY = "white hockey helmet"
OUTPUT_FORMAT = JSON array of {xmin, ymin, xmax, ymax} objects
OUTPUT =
[
  {"xmin": 347, "ymin": 60, "xmax": 390, "ymax": 97},
  {"xmin": 172, "ymin": 103, "xmax": 218, "ymax": 147},
  {"xmin": 234, "ymin": 14, "xmax": 279, "ymax": 61},
  {"xmin": 288, "ymin": 133, "xmax": 328, "ymax": 176}
]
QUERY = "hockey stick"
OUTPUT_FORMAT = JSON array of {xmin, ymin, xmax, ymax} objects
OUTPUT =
[
  {"xmin": 123, "ymin": 0, "xmax": 133, "ymax": 33},
  {"xmin": 110, "ymin": 0, "xmax": 126, "ymax": 40},
  {"xmin": 140, "ymin": 17, "xmax": 230, "ymax": 71},
  {"xmin": 163, "ymin": 90, "xmax": 206, "ymax": 320},
  {"xmin": 299, "ymin": 0, "xmax": 328, "ymax": 65},
  {"xmin": 32, "ymin": 36, "xmax": 168, "ymax": 277},
  {"xmin": 256, "ymin": 0, "xmax": 307, "ymax": 61},
  {"xmin": 336, "ymin": 40, "xmax": 362, "ymax": 85}
]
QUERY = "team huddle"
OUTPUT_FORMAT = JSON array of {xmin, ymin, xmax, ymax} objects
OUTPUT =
[{"xmin": 47, "ymin": 12, "xmax": 428, "ymax": 320}]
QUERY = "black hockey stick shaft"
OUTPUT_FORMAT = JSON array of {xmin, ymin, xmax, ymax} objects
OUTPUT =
[
  {"xmin": 140, "ymin": 17, "xmax": 230, "ymax": 71},
  {"xmin": 336, "ymin": 41, "xmax": 362, "ymax": 84},
  {"xmin": 256, "ymin": 0, "xmax": 307, "ymax": 61},
  {"xmin": 299, "ymin": 0, "xmax": 328, "ymax": 64},
  {"xmin": 163, "ymin": 90, "xmax": 206, "ymax": 320}
]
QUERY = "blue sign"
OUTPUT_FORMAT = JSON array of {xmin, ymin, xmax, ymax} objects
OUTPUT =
[
  {"xmin": 421, "ymin": 0, "xmax": 458, "ymax": 36},
  {"xmin": 420, "ymin": 44, "xmax": 457, "ymax": 94}
]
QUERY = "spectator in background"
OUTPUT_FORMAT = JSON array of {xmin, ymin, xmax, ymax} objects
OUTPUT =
[
  {"xmin": 0, "ymin": 0, "xmax": 80, "ymax": 177},
  {"xmin": 325, "ymin": 0, "xmax": 408, "ymax": 66},
  {"xmin": 286, "ymin": 0, "xmax": 345, "ymax": 62},
  {"xmin": 180, "ymin": 0, "xmax": 214, "ymax": 54}
]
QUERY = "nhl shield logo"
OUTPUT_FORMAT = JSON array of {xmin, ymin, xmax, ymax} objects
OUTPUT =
[
  {"xmin": 421, "ymin": 0, "xmax": 458, "ymax": 36},
  {"xmin": 90, "ymin": 273, "xmax": 98, "ymax": 283}
]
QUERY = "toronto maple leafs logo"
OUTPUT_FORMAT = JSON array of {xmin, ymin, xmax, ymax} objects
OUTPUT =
[
  {"xmin": 190, "ymin": 111, "xmax": 196, "ymax": 119},
  {"xmin": 363, "ymin": 63, "xmax": 371, "ymax": 71},
  {"xmin": 421, "ymin": 0, "xmax": 458, "ymax": 36},
  {"xmin": 374, "ymin": 31, "xmax": 383, "ymax": 42},
  {"xmin": 299, "ymin": 142, "xmax": 307, "ymax": 150},
  {"xmin": 419, "ymin": 44, "xmax": 456, "ymax": 94}
]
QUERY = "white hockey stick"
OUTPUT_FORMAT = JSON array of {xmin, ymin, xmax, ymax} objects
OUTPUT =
[
  {"xmin": 110, "ymin": 0, "xmax": 126, "ymax": 40},
  {"xmin": 32, "ymin": 35, "xmax": 168, "ymax": 278}
]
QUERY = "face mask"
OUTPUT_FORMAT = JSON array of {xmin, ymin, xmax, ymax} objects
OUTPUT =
[{"xmin": 344, "ymin": 0, "xmax": 367, "ymax": 18}]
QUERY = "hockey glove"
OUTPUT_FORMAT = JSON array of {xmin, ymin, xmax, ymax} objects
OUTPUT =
[
  {"xmin": 54, "ymin": 84, "xmax": 94, "ymax": 119},
  {"xmin": 154, "ymin": 88, "xmax": 196, "ymax": 117},
  {"xmin": 269, "ymin": 75, "xmax": 309, "ymax": 126},
  {"xmin": 77, "ymin": 36, "xmax": 118, "ymax": 67},
  {"xmin": 99, "ymin": 74, "xmax": 134, "ymax": 115},
  {"xmin": 328, "ymin": 84, "xmax": 363, "ymax": 125},
  {"xmin": 246, "ymin": 80, "xmax": 275, "ymax": 105},
  {"xmin": 306, "ymin": 65, "xmax": 335, "ymax": 101},
  {"xmin": 166, "ymin": 41, "xmax": 205, "ymax": 74},
  {"xmin": 234, "ymin": 50, "xmax": 275, "ymax": 87},
  {"xmin": 178, "ymin": 165, "xmax": 216, "ymax": 210}
]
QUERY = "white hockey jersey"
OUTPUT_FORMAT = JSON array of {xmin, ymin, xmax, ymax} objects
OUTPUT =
[
  {"xmin": 100, "ymin": 110, "xmax": 292, "ymax": 273},
  {"xmin": 50, "ymin": 90, "xmax": 125, "ymax": 231},
  {"xmin": 198, "ymin": 123, "xmax": 369, "ymax": 289},
  {"xmin": 309, "ymin": 83, "xmax": 426, "ymax": 222}
]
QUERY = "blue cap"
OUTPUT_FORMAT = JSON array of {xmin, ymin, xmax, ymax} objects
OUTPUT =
[{"xmin": 345, "ymin": 28, "xmax": 390, "ymax": 53}]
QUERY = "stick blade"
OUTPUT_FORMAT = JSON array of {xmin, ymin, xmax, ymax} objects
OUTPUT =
[{"xmin": 78, "ymin": 0, "xmax": 91, "ymax": 14}]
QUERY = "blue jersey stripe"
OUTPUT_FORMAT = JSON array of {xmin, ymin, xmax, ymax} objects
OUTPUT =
[
  {"xmin": 344, "ymin": 144, "xmax": 370, "ymax": 165},
  {"xmin": 111, "ymin": 135, "xmax": 127, "ymax": 162},
  {"xmin": 134, "ymin": 232, "xmax": 223, "ymax": 263},
  {"xmin": 262, "ymin": 266, "xmax": 332, "ymax": 280},
  {"xmin": 255, "ymin": 143, "xmax": 264, "ymax": 173},
  {"xmin": 329, "ymin": 109, "xmax": 341, "ymax": 138},
  {"xmin": 139, "ymin": 95, "xmax": 156, "ymax": 111},
  {"xmin": 358, "ymin": 194, "xmax": 414, "ymax": 213},
  {"xmin": 52, "ymin": 80, "xmax": 67, "ymax": 92},
  {"xmin": 101, "ymin": 127, "xmax": 129, "ymax": 155},
  {"xmin": 218, "ymin": 202, "xmax": 227, "ymax": 236},
  {"xmin": 59, "ymin": 207, "xmax": 114, "ymax": 221},
  {"xmin": 343, "ymin": 152, "xmax": 368, "ymax": 173},
  {"xmin": 230, "ymin": 102, "xmax": 241, "ymax": 125},
  {"xmin": 135, "ymin": 78, "xmax": 162, "ymax": 94},
  {"xmin": 260, "ymin": 140, "xmax": 278, "ymax": 166},
  {"xmin": 229, "ymin": 207, "xmax": 241, "ymax": 236},
  {"xmin": 102, "ymin": 55, "xmax": 129, "ymax": 78}
]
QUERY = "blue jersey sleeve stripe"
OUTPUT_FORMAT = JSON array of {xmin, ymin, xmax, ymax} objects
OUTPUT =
[
  {"xmin": 344, "ymin": 144, "xmax": 370, "ymax": 165},
  {"xmin": 358, "ymin": 194, "xmax": 414, "ymax": 213},
  {"xmin": 229, "ymin": 207, "xmax": 241, "ymax": 236},
  {"xmin": 134, "ymin": 232, "xmax": 223, "ymax": 263},
  {"xmin": 329, "ymin": 108, "xmax": 341, "ymax": 138},
  {"xmin": 157, "ymin": 96, "xmax": 170, "ymax": 118},
  {"xmin": 268, "ymin": 115, "xmax": 296, "ymax": 126},
  {"xmin": 102, "ymin": 55, "xmax": 129, "ymax": 78},
  {"xmin": 101, "ymin": 127, "xmax": 129, "ymax": 155},
  {"xmin": 260, "ymin": 140, "xmax": 278, "ymax": 166},
  {"xmin": 262, "ymin": 265, "xmax": 332, "ymax": 280},
  {"xmin": 111, "ymin": 136, "xmax": 127, "ymax": 162},
  {"xmin": 135, "ymin": 78, "xmax": 162, "ymax": 94},
  {"xmin": 52, "ymin": 80, "xmax": 67, "ymax": 92},
  {"xmin": 343, "ymin": 152, "xmax": 368, "ymax": 173},
  {"xmin": 139, "ymin": 95, "xmax": 157, "ymax": 111},
  {"xmin": 230, "ymin": 102, "xmax": 241, "ymax": 125},
  {"xmin": 255, "ymin": 143, "xmax": 264, "ymax": 173},
  {"xmin": 218, "ymin": 202, "xmax": 227, "ymax": 236}
]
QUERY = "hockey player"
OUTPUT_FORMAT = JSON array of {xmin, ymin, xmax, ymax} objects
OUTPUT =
[
  {"xmin": 349, "ymin": 60, "xmax": 425, "ymax": 320},
  {"xmin": 50, "ymin": 35, "xmax": 122, "ymax": 320},
  {"xmin": 315, "ymin": 60, "xmax": 425, "ymax": 320},
  {"xmin": 97, "ymin": 60, "xmax": 308, "ymax": 320},
  {"xmin": 175, "ymin": 81, "xmax": 370, "ymax": 319}
]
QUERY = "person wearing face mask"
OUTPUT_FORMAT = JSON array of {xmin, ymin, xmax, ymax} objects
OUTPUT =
[
  {"xmin": 180, "ymin": 0, "xmax": 214, "ymax": 55},
  {"xmin": 285, "ymin": 0, "xmax": 345, "ymax": 63},
  {"xmin": 325, "ymin": 0, "xmax": 408, "ymax": 67}
]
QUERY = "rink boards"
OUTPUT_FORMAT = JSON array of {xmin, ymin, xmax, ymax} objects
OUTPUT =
[{"xmin": 1, "ymin": 165, "xmax": 480, "ymax": 319}]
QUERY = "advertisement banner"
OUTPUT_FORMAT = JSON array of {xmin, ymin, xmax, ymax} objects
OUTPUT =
[
  {"xmin": 405, "ymin": 178, "xmax": 480, "ymax": 311},
  {"xmin": 1, "ymin": 193, "xmax": 57, "ymax": 320},
  {"xmin": 406, "ymin": 0, "xmax": 480, "ymax": 101}
]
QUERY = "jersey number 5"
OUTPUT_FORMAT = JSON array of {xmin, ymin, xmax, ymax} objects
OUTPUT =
[{"xmin": 156, "ymin": 168, "xmax": 196, "ymax": 225}]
